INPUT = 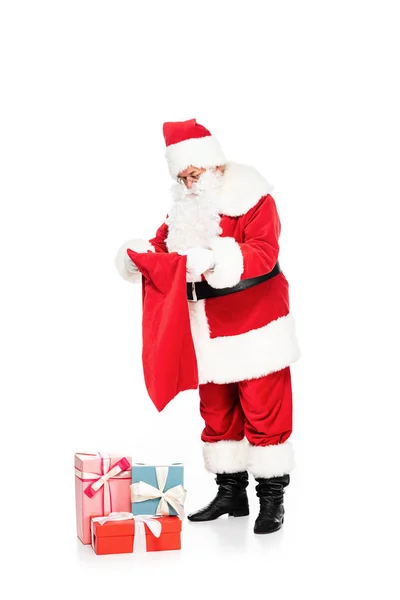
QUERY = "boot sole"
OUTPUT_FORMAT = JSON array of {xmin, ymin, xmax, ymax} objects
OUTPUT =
[
  {"xmin": 254, "ymin": 517, "xmax": 284, "ymax": 534},
  {"xmin": 188, "ymin": 509, "xmax": 250, "ymax": 521},
  {"xmin": 187, "ymin": 515, "xmax": 220, "ymax": 522},
  {"xmin": 228, "ymin": 509, "xmax": 250, "ymax": 517}
]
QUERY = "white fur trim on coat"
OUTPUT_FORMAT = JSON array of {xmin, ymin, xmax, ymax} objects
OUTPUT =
[
  {"xmin": 247, "ymin": 441, "xmax": 295, "ymax": 478},
  {"xmin": 115, "ymin": 238, "xmax": 155, "ymax": 283},
  {"xmin": 217, "ymin": 162, "xmax": 274, "ymax": 217},
  {"xmin": 204, "ymin": 236, "xmax": 244, "ymax": 289},
  {"xmin": 165, "ymin": 136, "xmax": 227, "ymax": 179},
  {"xmin": 203, "ymin": 439, "xmax": 248, "ymax": 474},
  {"xmin": 188, "ymin": 304, "xmax": 300, "ymax": 384}
]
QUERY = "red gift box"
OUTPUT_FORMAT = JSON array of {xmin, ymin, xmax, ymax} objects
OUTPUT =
[{"xmin": 91, "ymin": 513, "xmax": 182, "ymax": 555}]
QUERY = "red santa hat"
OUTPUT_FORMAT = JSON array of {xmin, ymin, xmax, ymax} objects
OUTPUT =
[{"xmin": 163, "ymin": 118, "xmax": 227, "ymax": 179}]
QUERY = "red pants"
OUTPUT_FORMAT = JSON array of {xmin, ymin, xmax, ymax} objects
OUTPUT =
[
  {"xmin": 199, "ymin": 368, "xmax": 294, "ymax": 477},
  {"xmin": 200, "ymin": 367, "xmax": 292, "ymax": 445}
]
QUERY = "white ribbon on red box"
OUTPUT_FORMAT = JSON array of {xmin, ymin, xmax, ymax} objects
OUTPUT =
[
  {"xmin": 130, "ymin": 466, "xmax": 186, "ymax": 519},
  {"xmin": 91, "ymin": 512, "xmax": 162, "ymax": 553}
]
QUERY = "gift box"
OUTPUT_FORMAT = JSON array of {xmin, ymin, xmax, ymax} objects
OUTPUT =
[
  {"xmin": 91, "ymin": 512, "xmax": 182, "ymax": 554},
  {"xmin": 75, "ymin": 452, "xmax": 132, "ymax": 544},
  {"xmin": 131, "ymin": 463, "xmax": 186, "ymax": 518}
]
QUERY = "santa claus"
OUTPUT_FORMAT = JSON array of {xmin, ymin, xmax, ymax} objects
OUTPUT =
[{"xmin": 115, "ymin": 119, "xmax": 300, "ymax": 534}]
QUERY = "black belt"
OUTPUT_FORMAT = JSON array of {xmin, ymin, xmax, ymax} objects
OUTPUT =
[{"xmin": 187, "ymin": 261, "xmax": 281, "ymax": 301}]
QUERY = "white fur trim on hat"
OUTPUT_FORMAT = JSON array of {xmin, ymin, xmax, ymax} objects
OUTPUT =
[
  {"xmin": 115, "ymin": 238, "xmax": 155, "ymax": 283},
  {"xmin": 247, "ymin": 441, "xmax": 295, "ymax": 478},
  {"xmin": 203, "ymin": 439, "xmax": 248, "ymax": 474},
  {"xmin": 165, "ymin": 135, "xmax": 227, "ymax": 179}
]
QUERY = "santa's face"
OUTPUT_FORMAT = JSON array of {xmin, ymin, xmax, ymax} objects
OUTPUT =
[
  {"xmin": 165, "ymin": 168, "xmax": 224, "ymax": 255},
  {"xmin": 177, "ymin": 166, "xmax": 206, "ymax": 189}
]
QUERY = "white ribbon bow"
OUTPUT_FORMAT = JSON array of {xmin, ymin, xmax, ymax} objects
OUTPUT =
[
  {"xmin": 91, "ymin": 512, "xmax": 162, "ymax": 553},
  {"xmin": 132, "ymin": 515, "xmax": 162, "ymax": 552},
  {"xmin": 130, "ymin": 466, "xmax": 186, "ymax": 519}
]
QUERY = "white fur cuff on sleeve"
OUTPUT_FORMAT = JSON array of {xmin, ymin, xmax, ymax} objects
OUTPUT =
[{"xmin": 204, "ymin": 236, "xmax": 244, "ymax": 289}]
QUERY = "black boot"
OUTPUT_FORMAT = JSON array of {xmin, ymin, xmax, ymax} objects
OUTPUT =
[
  {"xmin": 254, "ymin": 474, "xmax": 290, "ymax": 534},
  {"xmin": 187, "ymin": 471, "xmax": 250, "ymax": 522}
]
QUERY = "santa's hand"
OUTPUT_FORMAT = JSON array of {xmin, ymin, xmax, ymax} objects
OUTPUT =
[
  {"xmin": 124, "ymin": 252, "xmax": 139, "ymax": 274},
  {"xmin": 178, "ymin": 247, "xmax": 215, "ymax": 277}
]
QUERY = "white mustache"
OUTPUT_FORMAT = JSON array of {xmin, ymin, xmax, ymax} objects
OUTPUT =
[{"xmin": 177, "ymin": 170, "xmax": 223, "ymax": 199}]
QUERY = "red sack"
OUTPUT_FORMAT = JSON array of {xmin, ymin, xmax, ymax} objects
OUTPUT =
[{"xmin": 127, "ymin": 250, "xmax": 199, "ymax": 411}]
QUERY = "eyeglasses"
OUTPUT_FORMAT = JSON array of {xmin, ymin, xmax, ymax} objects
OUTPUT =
[{"xmin": 177, "ymin": 173, "xmax": 201, "ymax": 185}]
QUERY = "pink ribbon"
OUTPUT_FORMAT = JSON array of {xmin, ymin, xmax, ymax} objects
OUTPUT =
[{"xmin": 76, "ymin": 452, "xmax": 131, "ymax": 515}]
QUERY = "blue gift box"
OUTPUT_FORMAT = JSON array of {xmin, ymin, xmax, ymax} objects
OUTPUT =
[{"xmin": 131, "ymin": 463, "xmax": 185, "ymax": 517}]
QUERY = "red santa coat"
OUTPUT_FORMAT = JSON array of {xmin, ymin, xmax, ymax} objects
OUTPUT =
[{"xmin": 116, "ymin": 162, "xmax": 300, "ymax": 385}]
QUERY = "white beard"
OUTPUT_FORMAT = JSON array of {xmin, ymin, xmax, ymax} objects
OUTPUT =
[{"xmin": 165, "ymin": 170, "xmax": 223, "ymax": 254}]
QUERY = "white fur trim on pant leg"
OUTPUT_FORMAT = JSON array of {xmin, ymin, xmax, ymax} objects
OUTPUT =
[
  {"xmin": 165, "ymin": 135, "xmax": 226, "ymax": 180},
  {"xmin": 203, "ymin": 439, "xmax": 248, "ymax": 474},
  {"xmin": 204, "ymin": 236, "xmax": 244, "ymax": 289},
  {"xmin": 247, "ymin": 441, "xmax": 295, "ymax": 478},
  {"xmin": 115, "ymin": 238, "xmax": 155, "ymax": 283}
]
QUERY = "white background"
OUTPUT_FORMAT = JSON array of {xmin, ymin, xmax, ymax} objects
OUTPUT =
[{"xmin": 1, "ymin": 1, "xmax": 399, "ymax": 598}]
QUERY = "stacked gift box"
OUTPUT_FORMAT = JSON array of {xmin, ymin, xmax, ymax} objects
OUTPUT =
[{"xmin": 75, "ymin": 452, "xmax": 185, "ymax": 555}]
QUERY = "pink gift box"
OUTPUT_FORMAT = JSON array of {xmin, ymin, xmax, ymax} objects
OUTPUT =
[{"xmin": 75, "ymin": 452, "xmax": 132, "ymax": 544}]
